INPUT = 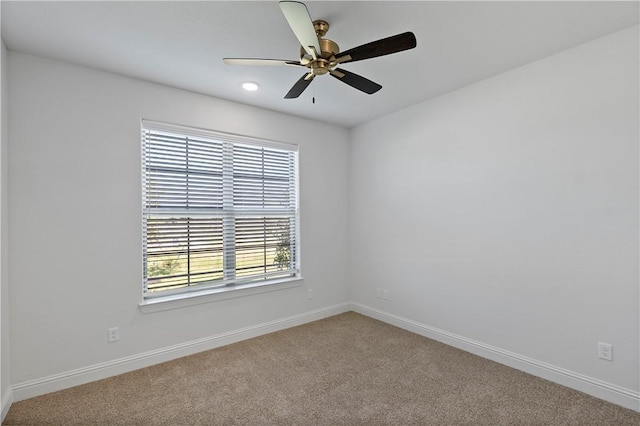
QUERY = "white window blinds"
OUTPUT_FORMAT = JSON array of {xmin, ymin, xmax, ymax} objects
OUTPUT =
[{"xmin": 141, "ymin": 121, "xmax": 299, "ymax": 299}]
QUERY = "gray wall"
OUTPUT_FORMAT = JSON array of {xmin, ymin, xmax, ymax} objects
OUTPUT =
[
  {"xmin": 349, "ymin": 26, "xmax": 639, "ymax": 404},
  {"xmin": 1, "ymin": 35, "xmax": 11, "ymax": 416},
  {"xmin": 7, "ymin": 51, "xmax": 350, "ymax": 397}
]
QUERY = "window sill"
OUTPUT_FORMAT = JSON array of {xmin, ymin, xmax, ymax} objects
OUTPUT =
[{"xmin": 138, "ymin": 277, "xmax": 304, "ymax": 314}]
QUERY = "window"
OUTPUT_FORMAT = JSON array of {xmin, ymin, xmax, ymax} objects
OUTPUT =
[{"xmin": 141, "ymin": 121, "xmax": 300, "ymax": 300}]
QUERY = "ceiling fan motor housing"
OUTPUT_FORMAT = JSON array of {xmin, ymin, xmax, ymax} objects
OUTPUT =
[{"xmin": 299, "ymin": 20, "xmax": 339, "ymax": 75}]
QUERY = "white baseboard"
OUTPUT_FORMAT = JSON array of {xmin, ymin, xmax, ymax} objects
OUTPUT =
[
  {"xmin": 12, "ymin": 303, "xmax": 350, "ymax": 402},
  {"xmin": 350, "ymin": 302, "xmax": 640, "ymax": 412},
  {"xmin": 10, "ymin": 302, "xmax": 640, "ymax": 413},
  {"xmin": 1, "ymin": 386, "xmax": 13, "ymax": 422}
]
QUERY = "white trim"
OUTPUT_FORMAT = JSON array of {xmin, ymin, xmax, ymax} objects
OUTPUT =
[
  {"xmin": 146, "ymin": 208, "xmax": 298, "ymax": 218},
  {"xmin": 139, "ymin": 277, "xmax": 303, "ymax": 313},
  {"xmin": 350, "ymin": 302, "xmax": 640, "ymax": 412},
  {"xmin": 141, "ymin": 119, "xmax": 298, "ymax": 152},
  {"xmin": 11, "ymin": 303, "xmax": 350, "ymax": 402},
  {"xmin": 143, "ymin": 271, "xmax": 299, "ymax": 300},
  {"xmin": 1, "ymin": 387, "xmax": 13, "ymax": 422}
]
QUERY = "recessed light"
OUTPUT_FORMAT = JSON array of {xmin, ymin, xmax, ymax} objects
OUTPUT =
[{"xmin": 242, "ymin": 82, "xmax": 259, "ymax": 91}]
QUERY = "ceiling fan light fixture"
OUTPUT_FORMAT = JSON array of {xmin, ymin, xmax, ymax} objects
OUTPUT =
[{"xmin": 242, "ymin": 81, "xmax": 259, "ymax": 91}]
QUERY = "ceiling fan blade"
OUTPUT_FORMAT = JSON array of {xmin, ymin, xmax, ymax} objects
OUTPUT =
[
  {"xmin": 279, "ymin": 1, "xmax": 321, "ymax": 57},
  {"xmin": 284, "ymin": 73, "xmax": 314, "ymax": 99},
  {"xmin": 330, "ymin": 68, "xmax": 382, "ymax": 95},
  {"xmin": 223, "ymin": 58, "xmax": 303, "ymax": 67},
  {"xmin": 334, "ymin": 32, "xmax": 417, "ymax": 64}
]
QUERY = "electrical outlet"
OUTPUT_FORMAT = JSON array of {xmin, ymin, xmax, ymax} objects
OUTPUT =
[
  {"xmin": 598, "ymin": 342, "xmax": 612, "ymax": 361},
  {"xmin": 382, "ymin": 289, "xmax": 389, "ymax": 300},
  {"xmin": 307, "ymin": 289, "xmax": 313, "ymax": 300},
  {"xmin": 108, "ymin": 327, "xmax": 120, "ymax": 343}
]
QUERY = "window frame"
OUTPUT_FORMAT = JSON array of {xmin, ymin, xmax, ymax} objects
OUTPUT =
[{"xmin": 139, "ymin": 120, "xmax": 302, "ymax": 311}]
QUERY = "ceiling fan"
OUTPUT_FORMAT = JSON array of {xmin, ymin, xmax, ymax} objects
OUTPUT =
[{"xmin": 223, "ymin": 1, "xmax": 417, "ymax": 99}]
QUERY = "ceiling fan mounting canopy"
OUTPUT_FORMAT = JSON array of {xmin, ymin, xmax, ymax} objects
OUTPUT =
[
  {"xmin": 313, "ymin": 20, "xmax": 330, "ymax": 38},
  {"xmin": 223, "ymin": 1, "xmax": 417, "ymax": 99}
]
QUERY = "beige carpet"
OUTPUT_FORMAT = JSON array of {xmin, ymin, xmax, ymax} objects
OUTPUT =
[{"xmin": 4, "ymin": 312, "xmax": 640, "ymax": 425}]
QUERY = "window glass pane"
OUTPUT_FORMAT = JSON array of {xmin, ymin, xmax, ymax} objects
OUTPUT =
[
  {"xmin": 145, "ymin": 217, "xmax": 224, "ymax": 293},
  {"xmin": 145, "ymin": 131, "xmax": 223, "ymax": 210},
  {"xmin": 233, "ymin": 145, "xmax": 295, "ymax": 208},
  {"xmin": 234, "ymin": 217, "xmax": 294, "ymax": 278}
]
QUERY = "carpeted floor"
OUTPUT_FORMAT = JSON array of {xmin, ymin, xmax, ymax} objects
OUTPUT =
[{"xmin": 4, "ymin": 312, "xmax": 640, "ymax": 425}]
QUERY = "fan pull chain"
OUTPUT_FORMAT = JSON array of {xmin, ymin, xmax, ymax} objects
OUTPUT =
[{"xmin": 312, "ymin": 78, "xmax": 316, "ymax": 104}]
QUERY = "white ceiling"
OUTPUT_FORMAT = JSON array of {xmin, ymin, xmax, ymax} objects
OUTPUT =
[{"xmin": 2, "ymin": 1, "xmax": 638, "ymax": 128}]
